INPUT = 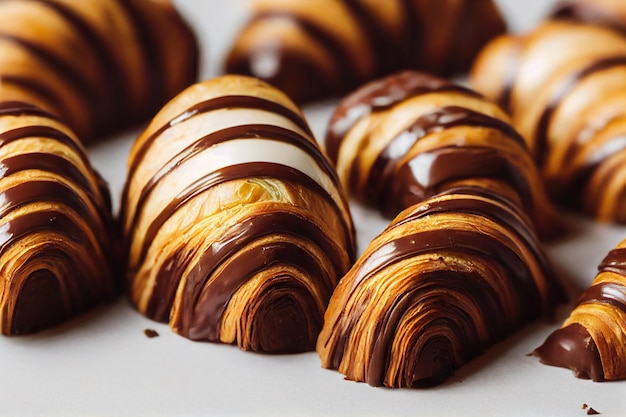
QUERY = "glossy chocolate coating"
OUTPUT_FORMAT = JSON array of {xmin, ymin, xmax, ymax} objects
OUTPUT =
[
  {"xmin": 326, "ymin": 70, "xmax": 557, "ymax": 237},
  {"xmin": 0, "ymin": 0, "xmax": 198, "ymax": 141},
  {"xmin": 551, "ymin": 0, "xmax": 626, "ymax": 34},
  {"xmin": 534, "ymin": 323, "xmax": 604, "ymax": 381},
  {"xmin": 471, "ymin": 21, "xmax": 626, "ymax": 224},
  {"xmin": 533, "ymin": 243, "xmax": 626, "ymax": 381},
  {"xmin": 0, "ymin": 101, "xmax": 117, "ymax": 335},
  {"xmin": 122, "ymin": 75, "xmax": 355, "ymax": 353},
  {"xmin": 318, "ymin": 190, "xmax": 564, "ymax": 387},
  {"xmin": 225, "ymin": 0, "xmax": 506, "ymax": 103}
]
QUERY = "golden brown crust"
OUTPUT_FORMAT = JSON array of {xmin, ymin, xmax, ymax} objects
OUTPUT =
[
  {"xmin": 317, "ymin": 191, "xmax": 564, "ymax": 387},
  {"xmin": 121, "ymin": 75, "xmax": 355, "ymax": 353},
  {"xmin": 0, "ymin": 102, "xmax": 118, "ymax": 335},
  {"xmin": 471, "ymin": 21, "xmax": 626, "ymax": 222},
  {"xmin": 225, "ymin": 0, "xmax": 506, "ymax": 103},
  {"xmin": 533, "ymin": 240, "xmax": 626, "ymax": 382},
  {"xmin": 0, "ymin": 0, "xmax": 198, "ymax": 141},
  {"xmin": 326, "ymin": 70, "xmax": 559, "ymax": 238}
]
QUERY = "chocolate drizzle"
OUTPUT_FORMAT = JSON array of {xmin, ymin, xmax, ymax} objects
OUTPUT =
[
  {"xmin": 123, "ymin": 76, "xmax": 355, "ymax": 352},
  {"xmin": 362, "ymin": 105, "xmax": 530, "ymax": 216},
  {"xmin": 325, "ymin": 70, "xmax": 482, "ymax": 162},
  {"xmin": 0, "ymin": 101, "xmax": 117, "ymax": 335},
  {"xmin": 322, "ymin": 192, "xmax": 561, "ymax": 387},
  {"xmin": 551, "ymin": 0, "xmax": 626, "ymax": 35},
  {"xmin": 226, "ymin": 0, "xmax": 505, "ymax": 104},
  {"xmin": 535, "ymin": 55, "xmax": 626, "ymax": 166}
]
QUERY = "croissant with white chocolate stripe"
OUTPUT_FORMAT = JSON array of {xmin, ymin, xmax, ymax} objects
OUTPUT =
[
  {"xmin": 225, "ymin": 0, "xmax": 505, "ymax": 103},
  {"xmin": 325, "ymin": 70, "xmax": 558, "ymax": 238},
  {"xmin": 0, "ymin": 102, "xmax": 118, "ymax": 335},
  {"xmin": 121, "ymin": 75, "xmax": 355, "ymax": 353},
  {"xmin": 0, "ymin": 0, "xmax": 197, "ymax": 141},
  {"xmin": 471, "ymin": 21, "xmax": 626, "ymax": 223},
  {"xmin": 533, "ymin": 239, "xmax": 626, "ymax": 381},
  {"xmin": 317, "ymin": 189, "xmax": 565, "ymax": 388}
]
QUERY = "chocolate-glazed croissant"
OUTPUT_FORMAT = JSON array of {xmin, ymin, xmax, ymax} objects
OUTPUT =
[
  {"xmin": 121, "ymin": 75, "xmax": 355, "ymax": 353},
  {"xmin": 551, "ymin": 0, "xmax": 626, "ymax": 34},
  {"xmin": 0, "ymin": 101, "xmax": 118, "ymax": 335},
  {"xmin": 471, "ymin": 21, "xmax": 626, "ymax": 223},
  {"xmin": 533, "ymin": 239, "xmax": 626, "ymax": 381},
  {"xmin": 325, "ymin": 70, "xmax": 558, "ymax": 238},
  {"xmin": 0, "ymin": 0, "xmax": 197, "ymax": 141},
  {"xmin": 317, "ymin": 188, "xmax": 565, "ymax": 388},
  {"xmin": 225, "ymin": 0, "xmax": 506, "ymax": 103}
]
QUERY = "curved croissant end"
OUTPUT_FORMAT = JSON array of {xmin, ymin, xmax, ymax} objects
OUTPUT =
[
  {"xmin": 0, "ymin": 102, "xmax": 118, "ymax": 335},
  {"xmin": 471, "ymin": 21, "xmax": 626, "ymax": 223},
  {"xmin": 121, "ymin": 75, "xmax": 355, "ymax": 353},
  {"xmin": 533, "ymin": 240, "xmax": 626, "ymax": 382},
  {"xmin": 0, "ymin": 0, "xmax": 198, "ymax": 140},
  {"xmin": 225, "ymin": 0, "xmax": 505, "ymax": 103},
  {"xmin": 317, "ymin": 190, "xmax": 565, "ymax": 388},
  {"xmin": 325, "ymin": 70, "xmax": 558, "ymax": 238}
]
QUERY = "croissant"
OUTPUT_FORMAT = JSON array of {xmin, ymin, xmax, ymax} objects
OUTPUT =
[
  {"xmin": 551, "ymin": 0, "xmax": 626, "ymax": 34},
  {"xmin": 121, "ymin": 75, "xmax": 356, "ymax": 353},
  {"xmin": 0, "ymin": 0, "xmax": 198, "ymax": 141},
  {"xmin": 0, "ymin": 101, "xmax": 118, "ymax": 335},
  {"xmin": 533, "ymin": 239, "xmax": 626, "ymax": 382},
  {"xmin": 317, "ymin": 189, "xmax": 565, "ymax": 388},
  {"xmin": 225, "ymin": 0, "xmax": 506, "ymax": 103},
  {"xmin": 471, "ymin": 21, "xmax": 626, "ymax": 223},
  {"xmin": 325, "ymin": 70, "xmax": 558, "ymax": 238}
]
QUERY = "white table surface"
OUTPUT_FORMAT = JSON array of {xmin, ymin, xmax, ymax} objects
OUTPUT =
[{"xmin": 2, "ymin": 1, "xmax": 626, "ymax": 416}]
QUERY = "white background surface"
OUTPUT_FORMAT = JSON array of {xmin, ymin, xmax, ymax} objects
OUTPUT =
[{"xmin": 2, "ymin": 1, "xmax": 626, "ymax": 416}]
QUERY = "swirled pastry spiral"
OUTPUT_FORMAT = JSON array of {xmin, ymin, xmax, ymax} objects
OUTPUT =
[
  {"xmin": 0, "ymin": 0, "xmax": 198, "ymax": 141},
  {"xmin": 325, "ymin": 70, "xmax": 558, "ymax": 238},
  {"xmin": 0, "ymin": 102, "xmax": 118, "ymax": 335},
  {"xmin": 121, "ymin": 75, "xmax": 355, "ymax": 353},
  {"xmin": 225, "ymin": 0, "xmax": 505, "ymax": 103},
  {"xmin": 317, "ymin": 189, "xmax": 565, "ymax": 388},
  {"xmin": 533, "ymin": 239, "xmax": 626, "ymax": 382},
  {"xmin": 471, "ymin": 21, "xmax": 626, "ymax": 223}
]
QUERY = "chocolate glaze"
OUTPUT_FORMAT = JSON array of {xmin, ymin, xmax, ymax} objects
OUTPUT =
[
  {"xmin": 552, "ymin": 1, "xmax": 626, "ymax": 35},
  {"xmin": 181, "ymin": 240, "xmax": 326, "ymax": 344},
  {"xmin": 327, "ymin": 200, "xmax": 553, "ymax": 375},
  {"xmin": 599, "ymin": 247, "xmax": 626, "ymax": 276},
  {"xmin": 325, "ymin": 70, "xmax": 482, "ymax": 163},
  {"xmin": 124, "ymin": 94, "xmax": 312, "ymax": 190},
  {"xmin": 9, "ymin": 270, "xmax": 66, "ymax": 335},
  {"xmin": 533, "ymin": 323, "xmax": 604, "ymax": 381},
  {"xmin": 360, "ymin": 105, "xmax": 529, "ymax": 217},
  {"xmin": 563, "ymin": 133, "xmax": 626, "ymax": 209},
  {"xmin": 0, "ymin": 101, "xmax": 59, "ymax": 120},
  {"xmin": 535, "ymin": 55, "xmax": 626, "ymax": 166},
  {"xmin": 366, "ymin": 270, "xmax": 489, "ymax": 387},
  {"xmin": 0, "ymin": 32, "xmax": 103, "ymax": 127},
  {"xmin": 136, "ymin": 161, "xmax": 354, "ymax": 285},
  {"xmin": 0, "ymin": 76, "xmax": 69, "ymax": 119},
  {"xmin": 228, "ymin": 10, "xmax": 359, "ymax": 103},
  {"xmin": 127, "ymin": 123, "xmax": 340, "ymax": 244},
  {"xmin": 245, "ymin": 278, "xmax": 321, "ymax": 353},
  {"xmin": 146, "ymin": 209, "xmax": 344, "ymax": 323},
  {"xmin": 227, "ymin": 1, "xmax": 505, "ymax": 104},
  {"xmin": 577, "ymin": 282, "xmax": 626, "ymax": 314},
  {"xmin": 39, "ymin": 0, "xmax": 128, "ymax": 129}
]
